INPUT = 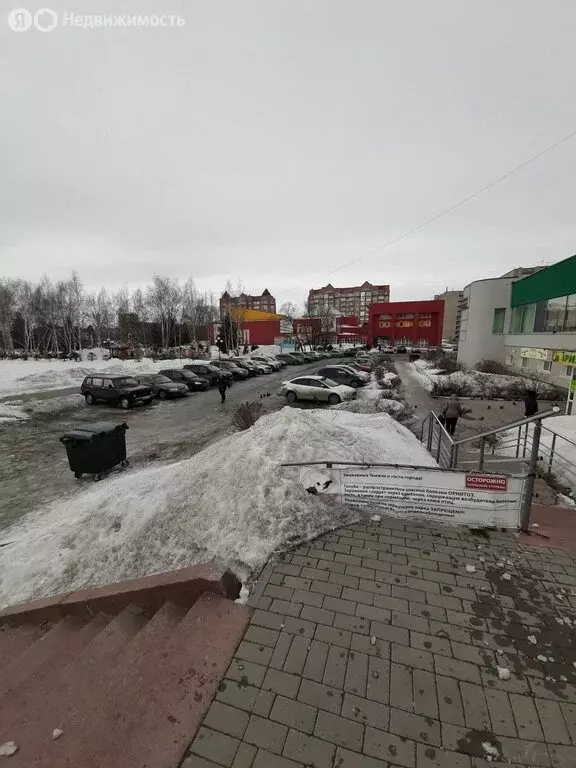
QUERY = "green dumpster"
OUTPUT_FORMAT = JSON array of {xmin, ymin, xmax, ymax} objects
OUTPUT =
[{"xmin": 60, "ymin": 422, "xmax": 129, "ymax": 480}]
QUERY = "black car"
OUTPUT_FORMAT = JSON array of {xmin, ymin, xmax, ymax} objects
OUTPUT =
[
  {"xmin": 159, "ymin": 369, "xmax": 209, "ymax": 391},
  {"xmin": 210, "ymin": 360, "xmax": 249, "ymax": 380},
  {"xmin": 316, "ymin": 366, "xmax": 364, "ymax": 389},
  {"xmin": 395, "ymin": 346, "xmax": 407, "ymax": 354},
  {"xmin": 230, "ymin": 358, "xmax": 258, "ymax": 376},
  {"xmin": 80, "ymin": 375, "xmax": 154, "ymax": 409},
  {"xmin": 276, "ymin": 354, "xmax": 302, "ymax": 365},
  {"xmin": 135, "ymin": 374, "xmax": 188, "ymax": 399},
  {"xmin": 183, "ymin": 362, "xmax": 222, "ymax": 386}
]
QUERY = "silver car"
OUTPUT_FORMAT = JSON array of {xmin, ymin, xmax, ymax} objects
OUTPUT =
[{"xmin": 281, "ymin": 375, "xmax": 357, "ymax": 405}]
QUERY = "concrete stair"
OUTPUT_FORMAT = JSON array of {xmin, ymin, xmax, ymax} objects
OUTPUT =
[{"xmin": 0, "ymin": 565, "xmax": 250, "ymax": 768}]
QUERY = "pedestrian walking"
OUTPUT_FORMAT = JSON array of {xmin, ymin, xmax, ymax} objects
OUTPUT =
[
  {"xmin": 218, "ymin": 375, "xmax": 228, "ymax": 404},
  {"xmin": 442, "ymin": 393, "xmax": 464, "ymax": 436},
  {"xmin": 524, "ymin": 389, "xmax": 538, "ymax": 418}
]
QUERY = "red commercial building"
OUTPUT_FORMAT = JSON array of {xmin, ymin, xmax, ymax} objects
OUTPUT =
[{"xmin": 368, "ymin": 300, "xmax": 444, "ymax": 348}]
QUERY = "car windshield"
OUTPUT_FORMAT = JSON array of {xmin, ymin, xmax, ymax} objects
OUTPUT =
[
  {"xmin": 153, "ymin": 375, "xmax": 172, "ymax": 384},
  {"xmin": 115, "ymin": 377, "xmax": 139, "ymax": 387},
  {"xmin": 182, "ymin": 370, "xmax": 198, "ymax": 379},
  {"xmin": 322, "ymin": 378, "xmax": 339, "ymax": 388}
]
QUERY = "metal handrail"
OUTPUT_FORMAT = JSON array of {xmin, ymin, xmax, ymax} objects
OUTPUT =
[
  {"xmin": 541, "ymin": 423, "xmax": 576, "ymax": 450},
  {"xmin": 450, "ymin": 407, "xmax": 560, "ymax": 448}
]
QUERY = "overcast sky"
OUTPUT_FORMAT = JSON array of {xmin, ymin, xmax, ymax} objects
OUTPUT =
[{"xmin": 1, "ymin": 0, "xmax": 575, "ymax": 308}]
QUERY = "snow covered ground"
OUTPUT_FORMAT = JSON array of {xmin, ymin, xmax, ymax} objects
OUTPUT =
[
  {"xmin": 0, "ymin": 407, "xmax": 435, "ymax": 609},
  {"xmin": 0, "ymin": 358, "xmax": 177, "ymax": 400},
  {"xmin": 0, "ymin": 395, "xmax": 81, "ymax": 423}
]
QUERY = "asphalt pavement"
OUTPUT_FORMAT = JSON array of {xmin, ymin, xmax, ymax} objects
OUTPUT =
[{"xmin": 0, "ymin": 359, "xmax": 347, "ymax": 532}]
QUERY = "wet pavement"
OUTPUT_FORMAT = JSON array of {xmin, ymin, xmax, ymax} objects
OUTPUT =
[
  {"xmin": 186, "ymin": 517, "xmax": 576, "ymax": 768},
  {"xmin": 0, "ymin": 360, "xmax": 334, "ymax": 532}
]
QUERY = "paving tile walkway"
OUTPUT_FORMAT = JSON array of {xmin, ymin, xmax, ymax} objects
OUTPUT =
[{"xmin": 183, "ymin": 518, "xmax": 576, "ymax": 768}]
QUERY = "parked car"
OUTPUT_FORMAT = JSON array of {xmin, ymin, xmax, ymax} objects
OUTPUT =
[
  {"xmin": 281, "ymin": 376, "xmax": 357, "ymax": 405},
  {"xmin": 316, "ymin": 366, "xmax": 365, "ymax": 388},
  {"xmin": 346, "ymin": 361, "xmax": 372, "ymax": 374},
  {"xmin": 395, "ymin": 346, "xmax": 408, "ymax": 354},
  {"xmin": 210, "ymin": 360, "xmax": 249, "ymax": 379},
  {"xmin": 159, "ymin": 368, "xmax": 209, "ymax": 391},
  {"xmin": 135, "ymin": 374, "xmax": 188, "ymax": 399},
  {"xmin": 81, "ymin": 375, "xmax": 154, "ymax": 409},
  {"xmin": 382, "ymin": 345, "xmax": 396, "ymax": 354},
  {"xmin": 248, "ymin": 359, "xmax": 274, "ymax": 374},
  {"xmin": 335, "ymin": 364, "xmax": 371, "ymax": 383},
  {"xmin": 184, "ymin": 361, "xmax": 227, "ymax": 385},
  {"xmin": 290, "ymin": 352, "xmax": 315, "ymax": 363},
  {"xmin": 277, "ymin": 353, "xmax": 302, "ymax": 365},
  {"xmin": 230, "ymin": 358, "xmax": 258, "ymax": 376},
  {"xmin": 251, "ymin": 355, "xmax": 283, "ymax": 370}
]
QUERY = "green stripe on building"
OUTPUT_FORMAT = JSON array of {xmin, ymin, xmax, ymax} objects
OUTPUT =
[{"xmin": 510, "ymin": 255, "xmax": 576, "ymax": 307}]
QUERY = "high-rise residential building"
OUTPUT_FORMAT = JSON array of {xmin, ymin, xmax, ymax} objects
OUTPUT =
[
  {"xmin": 219, "ymin": 289, "xmax": 276, "ymax": 317},
  {"xmin": 307, "ymin": 281, "xmax": 390, "ymax": 325},
  {"xmin": 434, "ymin": 289, "xmax": 463, "ymax": 342}
]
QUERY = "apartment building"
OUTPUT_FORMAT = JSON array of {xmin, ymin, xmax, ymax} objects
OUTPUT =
[
  {"xmin": 219, "ymin": 289, "xmax": 276, "ymax": 317},
  {"xmin": 434, "ymin": 289, "xmax": 463, "ymax": 342},
  {"xmin": 368, "ymin": 300, "xmax": 444, "ymax": 348},
  {"xmin": 307, "ymin": 281, "xmax": 389, "ymax": 325}
]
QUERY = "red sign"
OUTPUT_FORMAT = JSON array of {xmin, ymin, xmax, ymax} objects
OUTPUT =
[{"xmin": 466, "ymin": 475, "xmax": 508, "ymax": 492}]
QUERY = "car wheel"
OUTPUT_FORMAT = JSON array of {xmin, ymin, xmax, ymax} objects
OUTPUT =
[
  {"xmin": 349, "ymin": 380, "xmax": 359, "ymax": 389},
  {"xmin": 85, "ymin": 393, "xmax": 95, "ymax": 405},
  {"xmin": 119, "ymin": 396, "xmax": 131, "ymax": 410},
  {"xmin": 286, "ymin": 391, "xmax": 297, "ymax": 404},
  {"xmin": 158, "ymin": 389, "xmax": 167, "ymax": 399},
  {"xmin": 328, "ymin": 393, "xmax": 341, "ymax": 405}
]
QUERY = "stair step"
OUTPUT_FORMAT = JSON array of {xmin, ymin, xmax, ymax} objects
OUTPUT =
[
  {"xmin": 26, "ymin": 600, "xmax": 187, "ymax": 768},
  {"xmin": 0, "ymin": 624, "xmax": 45, "ymax": 672},
  {"xmin": 0, "ymin": 613, "xmax": 110, "ymax": 741},
  {"xmin": 0, "ymin": 616, "xmax": 86, "ymax": 698},
  {"xmin": 93, "ymin": 594, "xmax": 250, "ymax": 768},
  {"xmin": 37, "ymin": 594, "xmax": 249, "ymax": 768}
]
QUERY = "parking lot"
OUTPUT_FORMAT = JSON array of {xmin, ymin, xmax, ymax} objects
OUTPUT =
[{"xmin": 0, "ymin": 358, "xmax": 350, "ymax": 532}]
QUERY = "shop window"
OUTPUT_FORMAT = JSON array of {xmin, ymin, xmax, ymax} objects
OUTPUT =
[
  {"xmin": 545, "ymin": 297, "xmax": 568, "ymax": 332},
  {"xmin": 492, "ymin": 308, "xmax": 506, "ymax": 334},
  {"xmin": 565, "ymin": 295, "xmax": 576, "ymax": 331}
]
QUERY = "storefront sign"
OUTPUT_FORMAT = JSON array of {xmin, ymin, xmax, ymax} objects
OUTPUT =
[
  {"xmin": 298, "ymin": 465, "xmax": 522, "ymax": 528},
  {"xmin": 554, "ymin": 350, "xmax": 576, "ymax": 365},
  {"xmin": 520, "ymin": 347, "xmax": 548, "ymax": 360}
]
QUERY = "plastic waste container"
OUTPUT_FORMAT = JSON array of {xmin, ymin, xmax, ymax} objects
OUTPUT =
[{"xmin": 60, "ymin": 422, "xmax": 129, "ymax": 480}]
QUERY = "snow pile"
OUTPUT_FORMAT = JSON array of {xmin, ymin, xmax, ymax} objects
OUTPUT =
[
  {"xmin": 410, "ymin": 362, "xmax": 562, "ymax": 400},
  {"xmin": 250, "ymin": 345, "xmax": 281, "ymax": 358},
  {"xmin": 0, "ymin": 407, "xmax": 435, "ymax": 608},
  {"xmin": 333, "ymin": 397, "xmax": 406, "ymax": 417}
]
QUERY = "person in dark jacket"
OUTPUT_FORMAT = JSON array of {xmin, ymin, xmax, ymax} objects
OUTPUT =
[
  {"xmin": 442, "ymin": 393, "xmax": 464, "ymax": 435},
  {"xmin": 218, "ymin": 375, "xmax": 228, "ymax": 404},
  {"xmin": 524, "ymin": 390, "xmax": 538, "ymax": 418}
]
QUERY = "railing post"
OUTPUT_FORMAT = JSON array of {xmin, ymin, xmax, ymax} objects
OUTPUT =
[
  {"xmin": 427, "ymin": 415, "xmax": 433, "ymax": 452},
  {"xmin": 520, "ymin": 418, "xmax": 542, "ymax": 532},
  {"xmin": 478, "ymin": 437, "xmax": 485, "ymax": 471},
  {"xmin": 436, "ymin": 426, "xmax": 442, "ymax": 464},
  {"xmin": 522, "ymin": 424, "xmax": 529, "ymax": 458},
  {"xmin": 515, "ymin": 425, "xmax": 521, "ymax": 458},
  {"xmin": 453, "ymin": 443, "xmax": 459, "ymax": 469},
  {"xmin": 449, "ymin": 443, "xmax": 455, "ymax": 469},
  {"xmin": 547, "ymin": 432, "xmax": 557, "ymax": 479}
]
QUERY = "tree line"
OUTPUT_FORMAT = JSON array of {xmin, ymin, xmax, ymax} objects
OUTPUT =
[{"xmin": 0, "ymin": 273, "xmax": 220, "ymax": 354}]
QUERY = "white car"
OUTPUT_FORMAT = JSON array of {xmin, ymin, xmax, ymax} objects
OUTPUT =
[
  {"xmin": 281, "ymin": 375, "xmax": 357, "ymax": 405},
  {"xmin": 382, "ymin": 345, "xmax": 396, "ymax": 354}
]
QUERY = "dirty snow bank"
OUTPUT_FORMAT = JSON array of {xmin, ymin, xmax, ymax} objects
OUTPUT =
[
  {"xmin": 0, "ymin": 407, "xmax": 434, "ymax": 608},
  {"xmin": 410, "ymin": 363, "xmax": 562, "ymax": 399},
  {"xmin": 0, "ymin": 358, "xmax": 180, "ymax": 399},
  {"xmin": 0, "ymin": 395, "xmax": 83, "ymax": 423}
]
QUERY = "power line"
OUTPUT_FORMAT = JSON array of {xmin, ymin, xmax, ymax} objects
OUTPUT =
[{"xmin": 281, "ymin": 127, "xmax": 576, "ymax": 296}]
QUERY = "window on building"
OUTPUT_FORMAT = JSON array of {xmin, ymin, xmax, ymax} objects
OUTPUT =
[
  {"xmin": 521, "ymin": 357, "xmax": 529, "ymax": 368},
  {"xmin": 544, "ymin": 296, "xmax": 568, "ymax": 332},
  {"xmin": 565, "ymin": 294, "xmax": 576, "ymax": 332},
  {"xmin": 542, "ymin": 360, "xmax": 552, "ymax": 373},
  {"xmin": 565, "ymin": 366, "xmax": 575, "ymax": 378},
  {"xmin": 418, "ymin": 313, "xmax": 432, "ymax": 319},
  {"xmin": 492, "ymin": 308, "xmax": 506, "ymax": 334},
  {"xmin": 396, "ymin": 313, "xmax": 415, "ymax": 319}
]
